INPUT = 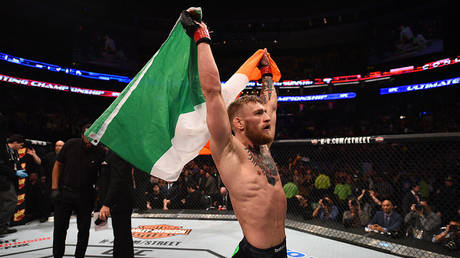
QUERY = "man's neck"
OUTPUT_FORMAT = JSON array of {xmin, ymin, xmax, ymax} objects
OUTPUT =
[{"xmin": 234, "ymin": 132, "xmax": 252, "ymax": 148}]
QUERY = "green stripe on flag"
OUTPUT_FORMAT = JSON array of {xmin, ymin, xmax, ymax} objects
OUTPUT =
[{"xmin": 85, "ymin": 16, "xmax": 205, "ymax": 177}]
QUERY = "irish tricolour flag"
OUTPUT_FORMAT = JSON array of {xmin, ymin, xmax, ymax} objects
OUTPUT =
[{"xmin": 85, "ymin": 9, "xmax": 280, "ymax": 181}]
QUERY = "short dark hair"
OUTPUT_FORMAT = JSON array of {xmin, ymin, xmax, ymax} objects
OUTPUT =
[
  {"xmin": 7, "ymin": 134, "xmax": 25, "ymax": 144},
  {"xmin": 81, "ymin": 123, "xmax": 92, "ymax": 135},
  {"xmin": 227, "ymin": 95, "xmax": 264, "ymax": 128},
  {"xmin": 185, "ymin": 181, "xmax": 198, "ymax": 190}
]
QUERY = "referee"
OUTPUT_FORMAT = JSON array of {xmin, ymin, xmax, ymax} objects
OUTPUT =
[{"xmin": 51, "ymin": 124, "xmax": 105, "ymax": 258}]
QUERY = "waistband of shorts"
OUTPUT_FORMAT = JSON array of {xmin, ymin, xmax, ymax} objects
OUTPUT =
[{"xmin": 242, "ymin": 236, "xmax": 286, "ymax": 254}]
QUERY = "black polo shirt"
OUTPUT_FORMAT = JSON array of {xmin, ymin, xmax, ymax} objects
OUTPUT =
[{"xmin": 56, "ymin": 138, "xmax": 105, "ymax": 190}]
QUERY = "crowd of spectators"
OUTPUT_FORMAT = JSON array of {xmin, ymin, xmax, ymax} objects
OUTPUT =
[{"xmin": 276, "ymin": 154, "xmax": 460, "ymax": 252}]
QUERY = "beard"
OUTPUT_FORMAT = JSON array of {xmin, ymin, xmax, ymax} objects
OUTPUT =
[{"xmin": 245, "ymin": 123, "xmax": 273, "ymax": 145}]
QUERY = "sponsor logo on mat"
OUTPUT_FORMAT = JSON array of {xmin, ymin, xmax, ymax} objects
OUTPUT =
[{"xmin": 132, "ymin": 224, "xmax": 191, "ymax": 239}]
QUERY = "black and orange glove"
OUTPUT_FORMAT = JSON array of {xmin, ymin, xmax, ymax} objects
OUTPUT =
[{"xmin": 180, "ymin": 8, "xmax": 211, "ymax": 45}]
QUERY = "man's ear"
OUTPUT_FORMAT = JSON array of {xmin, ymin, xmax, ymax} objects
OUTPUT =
[{"xmin": 233, "ymin": 116, "xmax": 245, "ymax": 131}]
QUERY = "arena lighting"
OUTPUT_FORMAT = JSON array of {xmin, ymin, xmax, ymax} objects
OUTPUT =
[
  {"xmin": 1, "ymin": 51, "xmax": 459, "ymax": 87},
  {"xmin": 0, "ymin": 52, "xmax": 132, "ymax": 83},
  {"xmin": 379, "ymin": 77, "xmax": 460, "ymax": 95},
  {"xmin": 0, "ymin": 73, "xmax": 120, "ymax": 97},
  {"xmin": 1, "ymin": 72, "xmax": 358, "ymax": 102},
  {"xmin": 277, "ymin": 92, "xmax": 356, "ymax": 102}
]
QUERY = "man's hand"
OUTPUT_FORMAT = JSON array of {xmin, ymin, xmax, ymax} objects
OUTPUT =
[
  {"xmin": 16, "ymin": 169, "xmax": 28, "ymax": 178},
  {"xmin": 259, "ymin": 48, "xmax": 272, "ymax": 77},
  {"xmin": 180, "ymin": 8, "xmax": 211, "ymax": 45},
  {"xmin": 50, "ymin": 189, "xmax": 61, "ymax": 203},
  {"xmin": 369, "ymin": 224, "xmax": 384, "ymax": 232},
  {"xmin": 26, "ymin": 148, "xmax": 36, "ymax": 156},
  {"xmin": 318, "ymin": 199, "xmax": 323, "ymax": 207},
  {"xmin": 99, "ymin": 205, "xmax": 110, "ymax": 220}
]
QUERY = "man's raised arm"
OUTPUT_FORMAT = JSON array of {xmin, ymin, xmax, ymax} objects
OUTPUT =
[
  {"xmin": 259, "ymin": 49, "xmax": 278, "ymax": 146},
  {"xmin": 180, "ymin": 9, "xmax": 232, "ymax": 154}
]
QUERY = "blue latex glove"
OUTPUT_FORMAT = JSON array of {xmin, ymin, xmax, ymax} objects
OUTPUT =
[{"xmin": 16, "ymin": 169, "xmax": 28, "ymax": 178}]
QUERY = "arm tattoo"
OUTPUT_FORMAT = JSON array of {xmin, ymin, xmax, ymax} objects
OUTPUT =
[
  {"xmin": 260, "ymin": 76, "xmax": 274, "ymax": 104},
  {"xmin": 245, "ymin": 145, "xmax": 279, "ymax": 185}
]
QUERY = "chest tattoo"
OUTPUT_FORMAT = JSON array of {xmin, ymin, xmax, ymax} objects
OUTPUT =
[{"xmin": 245, "ymin": 145, "xmax": 278, "ymax": 185}]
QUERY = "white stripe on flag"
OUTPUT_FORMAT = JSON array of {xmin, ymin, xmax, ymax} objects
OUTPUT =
[{"xmin": 150, "ymin": 73, "xmax": 249, "ymax": 181}]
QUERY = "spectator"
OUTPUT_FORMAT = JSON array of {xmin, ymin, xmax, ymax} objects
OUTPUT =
[
  {"xmin": 314, "ymin": 171, "xmax": 331, "ymax": 199},
  {"xmin": 402, "ymin": 183, "xmax": 421, "ymax": 215},
  {"xmin": 284, "ymin": 175, "xmax": 301, "ymax": 213},
  {"xmin": 180, "ymin": 182, "xmax": 203, "ymax": 210},
  {"xmin": 313, "ymin": 196, "xmax": 338, "ymax": 221},
  {"xmin": 404, "ymin": 200, "xmax": 441, "ymax": 241},
  {"xmin": 300, "ymin": 169, "xmax": 315, "ymax": 197},
  {"xmin": 333, "ymin": 176, "xmax": 352, "ymax": 219},
  {"xmin": 146, "ymin": 184, "xmax": 164, "ymax": 210},
  {"xmin": 42, "ymin": 140, "xmax": 65, "ymax": 219},
  {"xmin": 204, "ymin": 171, "xmax": 218, "ymax": 202},
  {"xmin": 216, "ymin": 186, "xmax": 233, "ymax": 211},
  {"xmin": 182, "ymin": 168, "xmax": 193, "ymax": 185},
  {"xmin": 367, "ymin": 189, "xmax": 384, "ymax": 217},
  {"xmin": 434, "ymin": 175, "xmax": 459, "ymax": 224},
  {"xmin": 194, "ymin": 168, "xmax": 206, "ymax": 192},
  {"xmin": 343, "ymin": 198, "xmax": 369, "ymax": 228},
  {"xmin": 357, "ymin": 189, "xmax": 376, "ymax": 222},
  {"xmin": 24, "ymin": 172, "xmax": 49, "ymax": 223},
  {"xmin": 295, "ymin": 194, "xmax": 313, "ymax": 220},
  {"xmin": 367, "ymin": 200, "xmax": 403, "ymax": 234},
  {"xmin": 132, "ymin": 168, "xmax": 150, "ymax": 211},
  {"xmin": 162, "ymin": 181, "xmax": 181, "ymax": 210},
  {"xmin": 432, "ymin": 220, "xmax": 460, "ymax": 251},
  {"xmin": 350, "ymin": 172, "xmax": 366, "ymax": 198},
  {"xmin": 399, "ymin": 25, "xmax": 415, "ymax": 45},
  {"xmin": 374, "ymin": 175, "xmax": 394, "ymax": 201},
  {"xmin": 418, "ymin": 174, "xmax": 433, "ymax": 200}
]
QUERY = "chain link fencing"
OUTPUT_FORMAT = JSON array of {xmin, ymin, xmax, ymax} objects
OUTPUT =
[{"xmin": 133, "ymin": 132, "xmax": 460, "ymax": 258}]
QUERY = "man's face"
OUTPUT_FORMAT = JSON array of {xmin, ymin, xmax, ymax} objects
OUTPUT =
[
  {"xmin": 81, "ymin": 129, "xmax": 92, "ymax": 148},
  {"xmin": 220, "ymin": 187, "xmax": 227, "ymax": 195},
  {"xmin": 242, "ymin": 102, "xmax": 273, "ymax": 145},
  {"xmin": 153, "ymin": 185, "xmax": 160, "ymax": 194},
  {"xmin": 10, "ymin": 141, "xmax": 24, "ymax": 151},
  {"xmin": 55, "ymin": 141, "xmax": 64, "ymax": 154},
  {"xmin": 382, "ymin": 200, "xmax": 393, "ymax": 214}
]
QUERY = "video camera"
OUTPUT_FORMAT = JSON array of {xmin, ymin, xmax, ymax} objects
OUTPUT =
[
  {"xmin": 415, "ymin": 204, "xmax": 424, "ymax": 211},
  {"xmin": 449, "ymin": 225, "xmax": 459, "ymax": 233}
]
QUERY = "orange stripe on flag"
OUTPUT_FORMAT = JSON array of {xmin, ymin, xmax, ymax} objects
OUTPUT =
[
  {"xmin": 236, "ymin": 49, "xmax": 281, "ymax": 82},
  {"xmin": 199, "ymin": 141, "xmax": 211, "ymax": 155}
]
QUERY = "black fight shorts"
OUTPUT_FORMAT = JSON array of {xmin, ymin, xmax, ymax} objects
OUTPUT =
[{"xmin": 232, "ymin": 236, "xmax": 287, "ymax": 258}]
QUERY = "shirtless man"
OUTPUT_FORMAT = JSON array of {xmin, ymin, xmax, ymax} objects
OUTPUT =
[{"xmin": 181, "ymin": 9, "xmax": 287, "ymax": 258}]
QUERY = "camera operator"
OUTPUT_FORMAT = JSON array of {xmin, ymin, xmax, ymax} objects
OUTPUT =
[
  {"xmin": 313, "ymin": 196, "xmax": 338, "ymax": 221},
  {"xmin": 343, "ymin": 198, "xmax": 369, "ymax": 228},
  {"xmin": 0, "ymin": 133, "xmax": 28, "ymax": 235},
  {"xmin": 432, "ymin": 221, "xmax": 460, "ymax": 251},
  {"xmin": 404, "ymin": 200, "xmax": 441, "ymax": 241}
]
